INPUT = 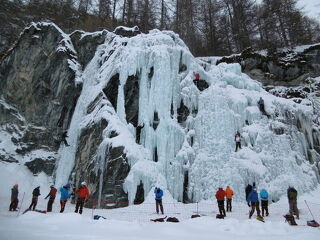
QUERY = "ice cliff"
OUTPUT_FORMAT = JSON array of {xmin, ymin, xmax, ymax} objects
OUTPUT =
[{"xmin": 0, "ymin": 22, "xmax": 319, "ymax": 207}]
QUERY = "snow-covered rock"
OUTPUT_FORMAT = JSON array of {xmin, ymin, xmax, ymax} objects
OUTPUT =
[{"xmin": 0, "ymin": 23, "xmax": 319, "ymax": 208}]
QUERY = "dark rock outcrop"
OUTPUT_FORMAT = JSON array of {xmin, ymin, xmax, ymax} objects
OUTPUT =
[
  {"xmin": 193, "ymin": 79, "xmax": 209, "ymax": 91},
  {"xmin": 217, "ymin": 45, "xmax": 320, "ymax": 86},
  {"xmin": 103, "ymin": 73, "xmax": 120, "ymax": 110},
  {"xmin": 102, "ymin": 146, "xmax": 130, "ymax": 208},
  {"xmin": 25, "ymin": 158, "xmax": 56, "ymax": 175},
  {"xmin": 177, "ymin": 101, "xmax": 190, "ymax": 124},
  {"xmin": 134, "ymin": 181, "xmax": 144, "ymax": 204},
  {"xmin": 73, "ymin": 118, "xmax": 130, "ymax": 208},
  {"xmin": 0, "ymin": 23, "xmax": 81, "ymax": 151},
  {"xmin": 0, "ymin": 23, "xmax": 81, "ymax": 173},
  {"xmin": 124, "ymin": 74, "xmax": 140, "ymax": 127},
  {"xmin": 113, "ymin": 26, "xmax": 141, "ymax": 38},
  {"xmin": 73, "ymin": 118, "xmax": 108, "ymax": 193},
  {"xmin": 70, "ymin": 30, "xmax": 108, "ymax": 68}
]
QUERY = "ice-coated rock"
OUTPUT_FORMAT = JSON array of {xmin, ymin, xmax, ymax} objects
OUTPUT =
[{"xmin": 0, "ymin": 23, "xmax": 319, "ymax": 208}]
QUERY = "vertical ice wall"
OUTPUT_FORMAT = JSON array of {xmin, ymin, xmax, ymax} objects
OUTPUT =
[{"xmin": 55, "ymin": 27, "xmax": 319, "ymax": 203}]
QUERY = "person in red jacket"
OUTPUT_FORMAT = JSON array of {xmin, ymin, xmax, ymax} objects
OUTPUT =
[
  {"xmin": 215, "ymin": 187, "xmax": 226, "ymax": 217},
  {"xmin": 45, "ymin": 185, "xmax": 57, "ymax": 212},
  {"xmin": 75, "ymin": 182, "xmax": 90, "ymax": 214}
]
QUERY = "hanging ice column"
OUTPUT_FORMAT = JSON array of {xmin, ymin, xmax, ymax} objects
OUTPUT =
[{"xmin": 119, "ymin": 30, "xmax": 199, "ymax": 202}]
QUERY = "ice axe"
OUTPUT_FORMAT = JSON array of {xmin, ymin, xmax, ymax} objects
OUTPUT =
[
  {"xmin": 304, "ymin": 200, "xmax": 316, "ymax": 220},
  {"xmin": 17, "ymin": 192, "xmax": 25, "ymax": 217}
]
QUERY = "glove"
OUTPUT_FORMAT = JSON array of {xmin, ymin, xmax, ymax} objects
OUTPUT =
[{"xmin": 247, "ymin": 203, "xmax": 251, "ymax": 207}]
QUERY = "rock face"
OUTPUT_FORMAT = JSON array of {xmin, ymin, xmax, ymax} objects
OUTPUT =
[
  {"xmin": 25, "ymin": 158, "xmax": 55, "ymax": 175},
  {"xmin": 70, "ymin": 30, "xmax": 108, "ymax": 68},
  {"xmin": 217, "ymin": 45, "xmax": 320, "ymax": 86},
  {"xmin": 0, "ymin": 23, "xmax": 81, "ymax": 171},
  {"xmin": 72, "ymin": 116, "xmax": 130, "ymax": 208},
  {"xmin": 113, "ymin": 26, "xmax": 141, "ymax": 38},
  {"xmin": 124, "ymin": 74, "xmax": 140, "ymax": 127},
  {"xmin": 0, "ymin": 22, "xmax": 134, "ymax": 208}
]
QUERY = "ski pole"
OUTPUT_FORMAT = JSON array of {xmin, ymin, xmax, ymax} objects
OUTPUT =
[
  {"xmin": 304, "ymin": 200, "xmax": 316, "ymax": 220},
  {"xmin": 196, "ymin": 202, "xmax": 198, "ymax": 215},
  {"xmin": 17, "ymin": 192, "xmax": 25, "ymax": 217}
]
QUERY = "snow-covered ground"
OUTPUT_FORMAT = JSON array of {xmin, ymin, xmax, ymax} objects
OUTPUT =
[{"xmin": 0, "ymin": 188, "xmax": 320, "ymax": 240}]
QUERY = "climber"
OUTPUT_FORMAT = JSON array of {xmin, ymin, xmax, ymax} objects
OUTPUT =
[
  {"xmin": 60, "ymin": 184, "xmax": 71, "ymax": 213},
  {"xmin": 29, "ymin": 186, "xmax": 41, "ymax": 211},
  {"xmin": 234, "ymin": 131, "xmax": 241, "ymax": 152},
  {"xmin": 225, "ymin": 186, "xmax": 234, "ymax": 212},
  {"xmin": 247, "ymin": 187, "xmax": 262, "ymax": 219},
  {"xmin": 154, "ymin": 187, "xmax": 164, "ymax": 214},
  {"xmin": 61, "ymin": 131, "xmax": 70, "ymax": 146},
  {"xmin": 245, "ymin": 184, "xmax": 252, "ymax": 207},
  {"xmin": 45, "ymin": 185, "xmax": 57, "ymax": 212},
  {"xmin": 287, "ymin": 186, "xmax": 299, "ymax": 219},
  {"xmin": 75, "ymin": 182, "xmax": 90, "ymax": 214},
  {"xmin": 258, "ymin": 97, "xmax": 266, "ymax": 115},
  {"xmin": 215, "ymin": 187, "xmax": 226, "ymax": 217},
  {"xmin": 9, "ymin": 184, "xmax": 19, "ymax": 211},
  {"xmin": 136, "ymin": 123, "xmax": 144, "ymax": 144},
  {"xmin": 260, "ymin": 188, "xmax": 269, "ymax": 217},
  {"xmin": 193, "ymin": 72, "xmax": 200, "ymax": 89}
]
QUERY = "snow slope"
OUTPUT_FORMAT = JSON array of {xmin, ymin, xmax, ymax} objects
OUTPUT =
[{"xmin": 0, "ymin": 188, "xmax": 320, "ymax": 240}]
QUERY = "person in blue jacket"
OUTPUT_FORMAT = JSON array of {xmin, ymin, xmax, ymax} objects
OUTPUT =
[
  {"xmin": 60, "ymin": 184, "xmax": 71, "ymax": 213},
  {"xmin": 260, "ymin": 189, "xmax": 269, "ymax": 217},
  {"xmin": 154, "ymin": 187, "xmax": 164, "ymax": 214},
  {"xmin": 247, "ymin": 187, "xmax": 262, "ymax": 218}
]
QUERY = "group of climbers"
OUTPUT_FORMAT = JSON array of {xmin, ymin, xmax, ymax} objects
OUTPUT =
[
  {"xmin": 245, "ymin": 183, "xmax": 269, "ymax": 219},
  {"xmin": 10, "ymin": 182, "xmax": 299, "ymax": 221},
  {"xmin": 214, "ymin": 183, "xmax": 299, "ymax": 221},
  {"xmin": 215, "ymin": 186, "xmax": 234, "ymax": 217},
  {"xmin": 9, "ymin": 182, "xmax": 90, "ymax": 214}
]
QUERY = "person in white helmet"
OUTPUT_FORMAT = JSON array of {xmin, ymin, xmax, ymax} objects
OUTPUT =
[{"xmin": 75, "ymin": 182, "xmax": 90, "ymax": 214}]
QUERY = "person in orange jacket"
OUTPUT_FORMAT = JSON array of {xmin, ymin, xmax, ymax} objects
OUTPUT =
[
  {"xmin": 215, "ymin": 187, "xmax": 226, "ymax": 217},
  {"xmin": 225, "ymin": 186, "xmax": 234, "ymax": 212},
  {"xmin": 75, "ymin": 182, "xmax": 90, "ymax": 214}
]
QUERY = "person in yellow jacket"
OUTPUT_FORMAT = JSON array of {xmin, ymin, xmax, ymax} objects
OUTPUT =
[{"xmin": 225, "ymin": 186, "xmax": 234, "ymax": 212}]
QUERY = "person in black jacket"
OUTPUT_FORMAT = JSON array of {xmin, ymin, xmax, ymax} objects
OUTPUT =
[
  {"xmin": 62, "ymin": 131, "xmax": 70, "ymax": 146},
  {"xmin": 136, "ymin": 123, "xmax": 144, "ymax": 144},
  {"xmin": 9, "ymin": 184, "xmax": 19, "ymax": 211},
  {"xmin": 287, "ymin": 186, "xmax": 299, "ymax": 219},
  {"xmin": 245, "ymin": 184, "xmax": 252, "ymax": 207},
  {"xmin": 29, "ymin": 186, "xmax": 41, "ymax": 210}
]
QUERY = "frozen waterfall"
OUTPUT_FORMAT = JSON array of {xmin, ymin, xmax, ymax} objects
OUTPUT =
[{"xmin": 55, "ymin": 27, "xmax": 319, "ymax": 204}]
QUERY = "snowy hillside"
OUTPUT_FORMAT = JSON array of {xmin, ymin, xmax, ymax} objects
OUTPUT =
[{"xmin": 0, "ymin": 22, "xmax": 319, "ymax": 207}]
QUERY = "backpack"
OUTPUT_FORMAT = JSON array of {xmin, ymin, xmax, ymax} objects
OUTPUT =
[
  {"xmin": 166, "ymin": 217, "xmax": 179, "ymax": 222},
  {"xmin": 216, "ymin": 214, "xmax": 225, "ymax": 219},
  {"xmin": 307, "ymin": 220, "xmax": 320, "ymax": 227},
  {"xmin": 284, "ymin": 214, "xmax": 297, "ymax": 226}
]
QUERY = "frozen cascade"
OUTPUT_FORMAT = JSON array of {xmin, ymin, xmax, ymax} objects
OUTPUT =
[{"xmin": 54, "ymin": 28, "xmax": 319, "ymax": 204}]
